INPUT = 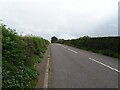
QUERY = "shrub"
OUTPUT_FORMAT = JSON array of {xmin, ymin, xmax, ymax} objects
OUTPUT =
[
  {"xmin": 57, "ymin": 36, "xmax": 119, "ymax": 59},
  {"xmin": 1, "ymin": 24, "xmax": 49, "ymax": 88}
]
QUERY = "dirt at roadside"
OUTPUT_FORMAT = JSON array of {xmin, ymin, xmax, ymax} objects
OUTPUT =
[{"xmin": 35, "ymin": 45, "xmax": 50, "ymax": 88}]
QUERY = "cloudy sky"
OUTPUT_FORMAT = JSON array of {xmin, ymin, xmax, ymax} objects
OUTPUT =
[{"xmin": 0, "ymin": 0, "xmax": 119, "ymax": 40}]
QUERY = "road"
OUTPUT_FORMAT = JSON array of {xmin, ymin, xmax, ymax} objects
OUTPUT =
[{"xmin": 48, "ymin": 44, "xmax": 119, "ymax": 88}]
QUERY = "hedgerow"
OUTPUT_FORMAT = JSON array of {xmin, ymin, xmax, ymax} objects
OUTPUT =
[
  {"xmin": 1, "ymin": 24, "xmax": 49, "ymax": 88},
  {"xmin": 57, "ymin": 36, "xmax": 119, "ymax": 59}
]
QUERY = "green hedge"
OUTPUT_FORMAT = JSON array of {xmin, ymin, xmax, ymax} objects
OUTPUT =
[
  {"xmin": 57, "ymin": 36, "xmax": 119, "ymax": 59},
  {"xmin": 1, "ymin": 24, "xmax": 49, "ymax": 88}
]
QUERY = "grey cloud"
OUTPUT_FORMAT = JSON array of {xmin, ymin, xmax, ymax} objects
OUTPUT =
[{"xmin": 0, "ymin": 0, "xmax": 119, "ymax": 40}]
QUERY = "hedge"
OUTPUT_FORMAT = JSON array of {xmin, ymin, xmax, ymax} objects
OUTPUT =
[
  {"xmin": 57, "ymin": 36, "xmax": 119, "ymax": 59},
  {"xmin": 1, "ymin": 24, "xmax": 49, "ymax": 88}
]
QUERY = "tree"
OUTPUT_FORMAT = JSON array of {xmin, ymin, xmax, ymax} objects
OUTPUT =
[{"xmin": 51, "ymin": 36, "xmax": 58, "ymax": 43}]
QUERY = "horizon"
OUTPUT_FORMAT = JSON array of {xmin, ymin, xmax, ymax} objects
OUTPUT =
[{"xmin": 0, "ymin": 0, "xmax": 119, "ymax": 41}]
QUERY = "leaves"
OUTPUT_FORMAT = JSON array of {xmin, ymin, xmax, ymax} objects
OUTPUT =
[
  {"xmin": 1, "ymin": 24, "xmax": 49, "ymax": 88},
  {"xmin": 57, "ymin": 36, "xmax": 119, "ymax": 59}
]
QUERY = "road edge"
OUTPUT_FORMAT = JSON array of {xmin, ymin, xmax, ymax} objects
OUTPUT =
[
  {"xmin": 43, "ymin": 45, "xmax": 51, "ymax": 88},
  {"xmin": 35, "ymin": 45, "xmax": 51, "ymax": 88}
]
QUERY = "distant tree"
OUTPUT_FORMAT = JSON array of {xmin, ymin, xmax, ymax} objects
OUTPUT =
[
  {"xmin": 51, "ymin": 36, "xmax": 58, "ymax": 43},
  {"xmin": 56, "ymin": 39, "xmax": 65, "ymax": 44}
]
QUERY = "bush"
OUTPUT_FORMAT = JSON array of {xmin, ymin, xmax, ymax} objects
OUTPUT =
[
  {"xmin": 1, "ymin": 24, "xmax": 49, "ymax": 88},
  {"xmin": 57, "ymin": 36, "xmax": 119, "ymax": 59}
]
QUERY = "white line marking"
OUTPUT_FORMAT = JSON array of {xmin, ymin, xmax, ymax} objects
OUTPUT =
[
  {"xmin": 62, "ymin": 46, "xmax": 66, "ymax": 48},
  {"xmin": 43, "ymin": 53, "xmax": 50, "ymax": 88},
  {"xmin": 58, "ymin": 44, "xmax": 66, "ymax": 49},
  {"xmin": 89, "ymin": 58, "xmax": 120, "ymax": 73},
  {"xmin": 57, "ymin": 44, "xmax": 61, "ymax": 46},
  {"xmin": 68, "ymin": 49, "xmax": 78, "ymax": 53}
]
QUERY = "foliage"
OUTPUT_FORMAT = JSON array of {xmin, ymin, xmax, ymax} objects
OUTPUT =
[
  {"xmin": 57, "ymin": 36, "xmax": 119, "ymax": 59},
  {"xmin": 1, "ymin": 24, "xmax": 49, "ymax": 88}
]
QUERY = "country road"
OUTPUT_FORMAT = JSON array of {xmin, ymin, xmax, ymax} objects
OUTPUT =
[{"xmin": 48, "ymin": 43, "xmax": 119, "ymax": 88}]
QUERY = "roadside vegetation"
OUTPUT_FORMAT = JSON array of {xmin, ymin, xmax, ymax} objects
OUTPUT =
[
  {"xmin": 55, "ymin": 36, "xmax": 119, "ymax": 59},
  {"xmin": 1, "ymin": 24, "xmax": 49, "ymax": 88}
]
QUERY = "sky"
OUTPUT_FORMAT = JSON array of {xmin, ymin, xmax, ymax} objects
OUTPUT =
[{"xmin": 0, "ymin": 0, "xmax": 119, "ymax": 40}]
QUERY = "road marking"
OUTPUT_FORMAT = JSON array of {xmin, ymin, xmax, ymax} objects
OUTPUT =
[
  {"xmin": 68, "ymin": 49, "xmax": 78, "ymax": 54},
  {"xmin": 62, "ymin": 46, "xmax": 66, "ymax": 48},
  {"xmin": 58, "ymin": 44, "xmax": 66, "ymax": 49},
  {"xmin": 57, "ymin": 44, "xmax": 62, "ymax": 46},
  {"xmin": 43, "ymin": 52, "xmax": 50, "ymax": 88},
  {"xmin": 89, "ymin": 58, "xmax": 120, "ymax": 73}
]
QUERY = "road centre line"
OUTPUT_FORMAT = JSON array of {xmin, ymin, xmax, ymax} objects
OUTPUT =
[
  {"xmin": 58, "ymin": 44, "xmax": 66, "ymax": 49},
  {"xmin": 89, "ymin": 58, "xmax": 120, "ymax": 73},
  {"xmin": 58, "ymin": 44, "xmax": 119, "ymax": 73},
  {"xmin": 68, "ymin": 49, "xmax": 78, "ymax": 54},
  {"xmin": 62, "ymin": 46, "xmax": 66, "ymax": 48}
]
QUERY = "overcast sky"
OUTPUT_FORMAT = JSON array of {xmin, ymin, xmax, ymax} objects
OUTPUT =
[{"xmin": 0, "ymin": 0, "xmax": 119, "ymax": 40}]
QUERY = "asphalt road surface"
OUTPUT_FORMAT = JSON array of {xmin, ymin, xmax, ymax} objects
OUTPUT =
[{"xmin": 49, "ymin": 44, "xmax": 119, "ymax": 88}]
